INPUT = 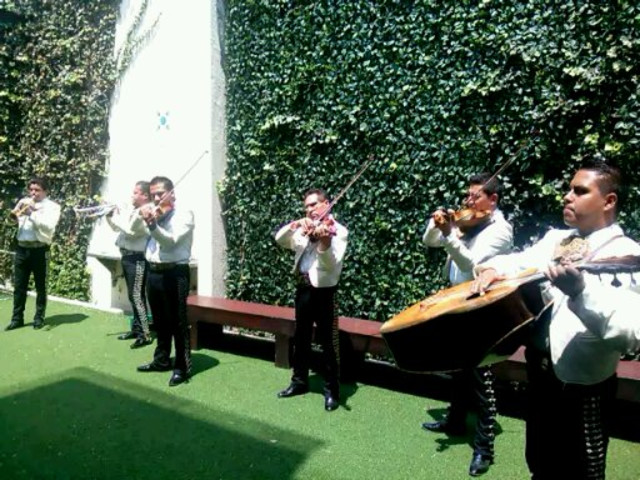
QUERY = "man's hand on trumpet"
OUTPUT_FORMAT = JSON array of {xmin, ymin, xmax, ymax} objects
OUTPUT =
[{"xmin": 10, "ymin": 198, "xmax": 35, "ymax": 220}]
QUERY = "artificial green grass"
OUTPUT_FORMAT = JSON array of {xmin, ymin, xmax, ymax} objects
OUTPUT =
[{"xmin": 0, "ymin": 295, "xmax": 638, "ymax": 479}]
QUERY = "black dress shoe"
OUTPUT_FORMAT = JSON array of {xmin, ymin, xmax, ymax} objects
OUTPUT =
[
  {"xmin": 277, "ymin": 383, "xmax": 309, "ymax": 398},
  {"xmin": 324, "ymin": 394, "xmax": 339, "ymax": 412},
  {"xmin": 469, "ymin": 453, "xmax": 493, "ymax": 477},
  {"xmin": 168, "ymin": 371, "xmax": 189, "ymax": 386},
  {"xmin": 5, "ymin": 321, "xmax": 24, "ymax": 331},
  {"xmin": 421, "ymin": 420, "xmax": 466, "ymax": 435},
  {"xmin": 118, "ymin": 331, "xmax": 136, "ymax": 340},
  {"xmin": 33, "ymin": 320, "xmax": 44, "ymax": 330},
  {"xmin": 130, "ymin": 337, "xmax": 153, "ymax": 349},
  {"xmin": 137, "ymin": 362, "xmax": 172, "ymax": 372}
]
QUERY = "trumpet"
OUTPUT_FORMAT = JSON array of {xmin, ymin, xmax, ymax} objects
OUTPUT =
[
  {"xmin": 9, "ymin": 198, "xmax": 36, "ymax": 219},
  {"xmin": 73, "ymin": 203, "xmax": 118, "ymax": 219}
]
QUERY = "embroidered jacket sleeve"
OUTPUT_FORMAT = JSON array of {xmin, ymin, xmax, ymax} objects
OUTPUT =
[
  {"xmin": 567, "ymin": 239, "xmax": 640, "ymax": 354},
  {"xmin": 106, "ymin": 207, "xmax": 148, "ymax": 237},
  {"xmin": 149, "ymin": 210, "xmax": 195, "ymax": 248},
  {"xmin": 424, "ymin": 212, "xmax": 513, "ymax": 274},
  {"xmin": 275, "ymin": 222, "xmax": 300, "ymax": 251},
  {"xmin": 29, "ymin": 199, "xmax": 61, "ymax": 243},
  {"xmin": 316, "ymin": 225, "xmax": 348, "ymax": 271},
  {"xmin": 476, "ymin": 229, "xmax": 565, "ymax": 277},
  {"xmin": 422, "ymin": 218, "xmax": 448, "ymax": 248}
]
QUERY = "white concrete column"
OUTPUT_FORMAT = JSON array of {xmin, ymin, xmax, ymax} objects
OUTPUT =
[{"xmin": 87, "ymin": 0, "xmax": 227, "ymax": 308}]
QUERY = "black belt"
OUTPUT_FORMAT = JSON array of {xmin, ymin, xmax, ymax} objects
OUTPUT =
[
  {"xmin": 295, "ymin": 271, "xmax": 312, "ymax": 286},
  {"xmin": 120, "ymin": 248, "xmax": 144, "ymax": 257},
  {"xmin": 149, "ymin": 262, "xmax": 179, "ymax": 271},
  {"xmin": 18, "ymin": 241, "xmax": 48, "ymax": 249}
]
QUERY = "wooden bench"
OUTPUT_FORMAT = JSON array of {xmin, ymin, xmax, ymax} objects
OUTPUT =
[
  {"xmin": 187, "ymin": 295, "xmax": 388, "ymax": 370},
  {"xmin": 494, "ymin": 346, "xmax": 640, "ymax": 403}
]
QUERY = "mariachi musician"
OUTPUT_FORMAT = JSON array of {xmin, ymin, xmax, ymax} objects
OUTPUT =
[
  {"xmin": 421, "ymin": 172, "xmax": 513, "ymax": 477},
  {"xmin": 105, "ymin": 180, "xmax": 154, "ymax": 348},
  {"xmin": 473, "ymin": 159, "xmax": 640, "ymax": 480},
  {"xmin": 6, "ymin": 177, "xmax": 61, "ymax": 331},
  {"xmin": 136, "ymin": 176, "xmax": 195, "ymax": 387},
  {"xmin": 275, "ymin": 188, "xmax": 349, "ymax": 412}
]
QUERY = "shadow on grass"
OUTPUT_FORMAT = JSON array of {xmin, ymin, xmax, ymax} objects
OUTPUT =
[
  {"xmin": 191, "ymin": 351, "xmax": 219, "ymax": 376},
  {"xmin": 0, "ymin": 368, "xmax": 323, "ymax": 480},
  {"xmin": 43, "ymin": 313, "xmax": 89, "ymax": 329}
]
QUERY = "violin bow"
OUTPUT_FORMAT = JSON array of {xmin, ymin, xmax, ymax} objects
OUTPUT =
[
  {"xmin": 466, "ymin": 129, "xmax": 539, "ymax": 205},
  {"xmin": 317, "ymin": 154, "xmax": 375, "ymax": 221},
  {"xmin": 159, "ymin": 149, "xmax": 210, "ymax": 203}
]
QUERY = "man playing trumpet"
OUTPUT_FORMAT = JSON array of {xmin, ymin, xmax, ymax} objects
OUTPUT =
[
  {"xmin": 6, "ymin": 177, "xmax": 61, "ymax": 331},
  {"xmin": 105, "ymin": 181, "xmax": 153, "ymax": 348}
]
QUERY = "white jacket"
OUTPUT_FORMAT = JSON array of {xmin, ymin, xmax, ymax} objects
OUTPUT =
[{"xmin": 275, "ymin": 218, "xmax": 348, "ymax": 288}]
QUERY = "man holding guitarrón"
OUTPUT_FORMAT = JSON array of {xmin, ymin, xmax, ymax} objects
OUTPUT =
[{"xmin": 473, "ymin": 159, "xmax": 640, "ymax": 480}]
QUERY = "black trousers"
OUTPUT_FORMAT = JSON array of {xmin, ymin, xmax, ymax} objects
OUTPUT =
[
  {"xmin": 446, "ymin": 366, "xmax": 497, "ymax": 458},
  {"xmin": 12, "ymin": 245, "xmax": 49, "ymax": 324},
  {"xmin": 291, "ymin": 284, "xmax": 340, "ymax": 396},
  {"xmin": 121, "ymin": 253, "xmax": 150, "ymax": 339},
  {"xmin": 147, "ymin": 265, "xmax": 191, "ymax": 374},
  {"xmin": 525, "ymin": 348, "xmax": 616, "ymax": 480}
]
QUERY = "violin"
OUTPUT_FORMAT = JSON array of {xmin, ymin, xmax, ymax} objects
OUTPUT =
[
  {"xmin": 307, "ymin": 216, "xmax": 337, "ymax": 241},
  {"xmin": 433, "ymin": 207, "xmax": 491, "ymax": 233},
  {"xmin": 140, "ymin": 197, "xmax": 173, "ymax": 224}
]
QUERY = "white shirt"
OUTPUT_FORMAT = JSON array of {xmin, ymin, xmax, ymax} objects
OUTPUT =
[
  {"xmin": 106, "ymin": 203, "xmax": 151, "ymax": 253},
  {"xmin": 422, "ymin": 209, "xmax": 513, "ymax": 285},
  {"xmin": 145, "ymin": 208, "xmax": 194, "ymax": 265},
  {"xmin": 16, "ymin": 197, "xmax": 61, "ymax": 245},
  {"xmin": 275, "ymin": 218, "xmax": 348, "ymax": 288},
  {"xmin": 479, "ymin": 224, "xmax": 640, "ymax": 385}
]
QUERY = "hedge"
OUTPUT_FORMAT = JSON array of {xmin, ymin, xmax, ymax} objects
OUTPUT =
[{"xmin": 223, "ymin": 1, "xmax": 640, "ymax": 321}]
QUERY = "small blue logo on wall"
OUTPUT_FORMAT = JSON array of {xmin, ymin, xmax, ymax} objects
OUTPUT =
[{"xmin": 157, "ymin": 112, "xmax": 170, "ymax": 130}]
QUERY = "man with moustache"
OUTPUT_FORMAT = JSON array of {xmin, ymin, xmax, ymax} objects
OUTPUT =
[
  {"xmin": 136, "ymin": 176, "xmax": 194, "ymax": 387},
  {"xmin": 275, "ymin": 188, "xmax": 348, "ymax": 412}
]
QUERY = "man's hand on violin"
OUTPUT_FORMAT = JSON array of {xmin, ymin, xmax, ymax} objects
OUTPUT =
[
  {"xmin": 139, "ymin": 204, "xmax": 157, "ymax": 226},
  {"xmin": 432, "ymin": 208, "xmax": 454, "ymax": 237},
  {"xmin": 546, "ymin": 262, "xmax": 585, "ymax": 299},
  {"xmin": 290, "ymin": 218, "xmax": 315, "ymax": 234}
]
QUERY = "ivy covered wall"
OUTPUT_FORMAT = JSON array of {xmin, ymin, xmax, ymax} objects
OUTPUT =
[
  {"xmin": 223, "ymin": 1, "xmax": 640, "ymax": 321},
  {"xmin": 0, "ymin": 0, "xmax": 119, "ymax": 299}
]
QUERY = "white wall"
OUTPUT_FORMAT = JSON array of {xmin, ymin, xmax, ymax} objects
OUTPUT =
[{"xmin": 87, "ymin": 0, "xmax": 227, "ymax": 311}]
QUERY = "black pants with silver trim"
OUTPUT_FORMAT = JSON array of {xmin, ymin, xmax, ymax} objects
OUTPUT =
[
  {"xmin": 291, "ymin": 284, "xmax": 340, "ymax": 396},
  {"xmin": 121, "ymin": 252, "xmax": 150, "ymax": 339},
  {"xmin": 525, "ymin": 347, "xmax": 616, "ymax": 480},
  {"xmin": 147, "ymin": 264, "xmax": 191, "ymax": 374},
  {"xmin": 447, "ymin": 366, "xmax": 497, "ymax": 458}
]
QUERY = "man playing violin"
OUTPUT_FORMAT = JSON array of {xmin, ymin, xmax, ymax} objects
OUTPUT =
[
  {"xmin": 6, "ymin": 177, "xmax": 61, "ymax": 331},
  {"xmin": 106, "ymin": 181, "xmax": 153, "ymax": 348},
  {"xmin": 137, "ymin": 176, "xmax": 195, "ymax": 387},
  {"xmin": 473, "ymin": 159, "xmax": 640, "ymax": 480},
  {"xmin": 422, "ymin": 172, "xmax": 513, "ymax": 477},
  {"xmin": 275, "ymin": 188, "xmax": 348, "ymax": 412}
]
